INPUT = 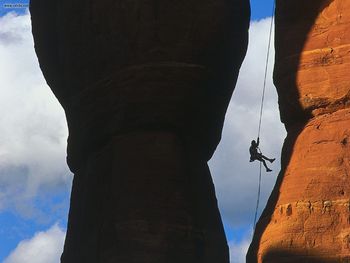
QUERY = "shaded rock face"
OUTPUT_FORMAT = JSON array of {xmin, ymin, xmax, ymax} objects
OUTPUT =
[
  {"xmin": 30, "ymin": 1, "xmax": 250, "ymax": 262},
  {"xmin": 248, "ymin": 0, "xmax": 350, "ymax": 262}
]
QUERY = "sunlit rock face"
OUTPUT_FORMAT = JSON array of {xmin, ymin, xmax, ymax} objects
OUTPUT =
[
  {"xmin": 29, "ymin": 0, "xmax": 250, "ymax": 262},
  {"xmin": 248, "ymin": 0, "xmax": 350, "ymax": 262}
]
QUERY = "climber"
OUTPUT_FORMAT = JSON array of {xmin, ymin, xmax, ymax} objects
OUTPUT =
[{"xmin": 249, "ymin": 137, "xmax": 275, "ymax": 172}]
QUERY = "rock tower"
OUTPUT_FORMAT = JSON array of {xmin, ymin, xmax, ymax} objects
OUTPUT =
[
  {"xmin": 30, "ymin": 0, "xmax": 250, "ymax": 262},
  {"xmin": 248, "ymin": 0, "xmax": 350, "ymax": 262}
]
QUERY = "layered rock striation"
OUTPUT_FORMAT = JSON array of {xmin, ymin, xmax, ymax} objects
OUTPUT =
[
  {"xmin": 248, "ymin": 0, "xmax": 350, "ymax": 262},
  {"xmin": 30, "ymin": 1, "xmax": 250, "ymax": 262}
]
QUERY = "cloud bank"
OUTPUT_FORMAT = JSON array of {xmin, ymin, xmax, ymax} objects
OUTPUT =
[{"xmin": 0, "ymin": 11, "xmax": 72, "ymax": 219}]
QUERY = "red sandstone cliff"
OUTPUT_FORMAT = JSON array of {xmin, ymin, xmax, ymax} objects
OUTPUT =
[
  {"xmin": 248, "ymin": 0, "xmax": 350, "ymax": 262},
  {"xmin": 30, "ymin": 1, "xmax": 250, "ymax": 262}
]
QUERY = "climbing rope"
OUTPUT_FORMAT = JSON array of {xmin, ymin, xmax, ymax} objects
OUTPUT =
[
  {"xmin": 253, "ymin": 162, "xmax": 262, "ymax": 231},
  {"xmin": 257, "ymin": 0, "xmax": 275, "ymax": 139},
  {"xmin": 253, "ymin": 0, "xmax": 276, "ymax": 231}
]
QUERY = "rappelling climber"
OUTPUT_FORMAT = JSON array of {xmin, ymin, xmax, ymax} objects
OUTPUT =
[{"xmin": 249, "ymin": 137, "xmax": 275, "ymax": 172}]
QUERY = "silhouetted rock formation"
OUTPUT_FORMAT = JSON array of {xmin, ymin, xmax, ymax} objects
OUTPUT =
[
  {"xmin": 30, "ymin": 0, "xmax": 250, "ymax": 262},
  {"xmin": 248, "ymin": 0, "xmax": 350, "ymax": 262}
]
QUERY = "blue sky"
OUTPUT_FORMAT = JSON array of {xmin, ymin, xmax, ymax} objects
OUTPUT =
[
  {"xmin": 250, "ymin": 0, "xmax": 274, "ymax": 20},
  {"xmin": 0, "ymin": 1, "xmax": 281, "ymax": 263}
]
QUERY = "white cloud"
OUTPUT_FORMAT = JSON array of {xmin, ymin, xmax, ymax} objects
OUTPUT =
[
  {"xmin": 0, "ymin": 12, "xmax": 72, "ymax": 217},
  {"xmin": 229, "ymin": 233, "xmax": 251, "ymax": 263},
  {"xmin": 0, "ymin": 11, "xmax": 28, "ymax": 45},
  {"xmin": 209, "ymin": 18, "xmax": 286, "ymax": 228},
  {"xmin": 3, "ymin": 224, "xmax": 65, "ymax": 263}
]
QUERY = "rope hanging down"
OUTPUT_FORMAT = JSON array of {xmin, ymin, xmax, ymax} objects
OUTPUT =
[
  {"xmin": 253, "ymin": 0, "xmax": 276, "ymax": 231},
  {"xmin": 257, "ymin": 0, "xmax": 275, "ymax": 139},
  {"xmin": 253, "ymin": 162, "xmax": 262, "ymax": 231}
]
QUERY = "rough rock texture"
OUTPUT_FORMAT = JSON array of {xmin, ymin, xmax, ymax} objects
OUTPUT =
[
  {"xmin": 248, "ymin": 0, "xmax": 350, "ymax": 262},
  {"xmin": 29, "ymin": 1, "xmax": 250, "ymax": 262}
]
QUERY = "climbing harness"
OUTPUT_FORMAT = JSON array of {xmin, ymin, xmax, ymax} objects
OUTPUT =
[{"xmin": 253, "ymin": 0, "xmax": 276, "ymax": 232}]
